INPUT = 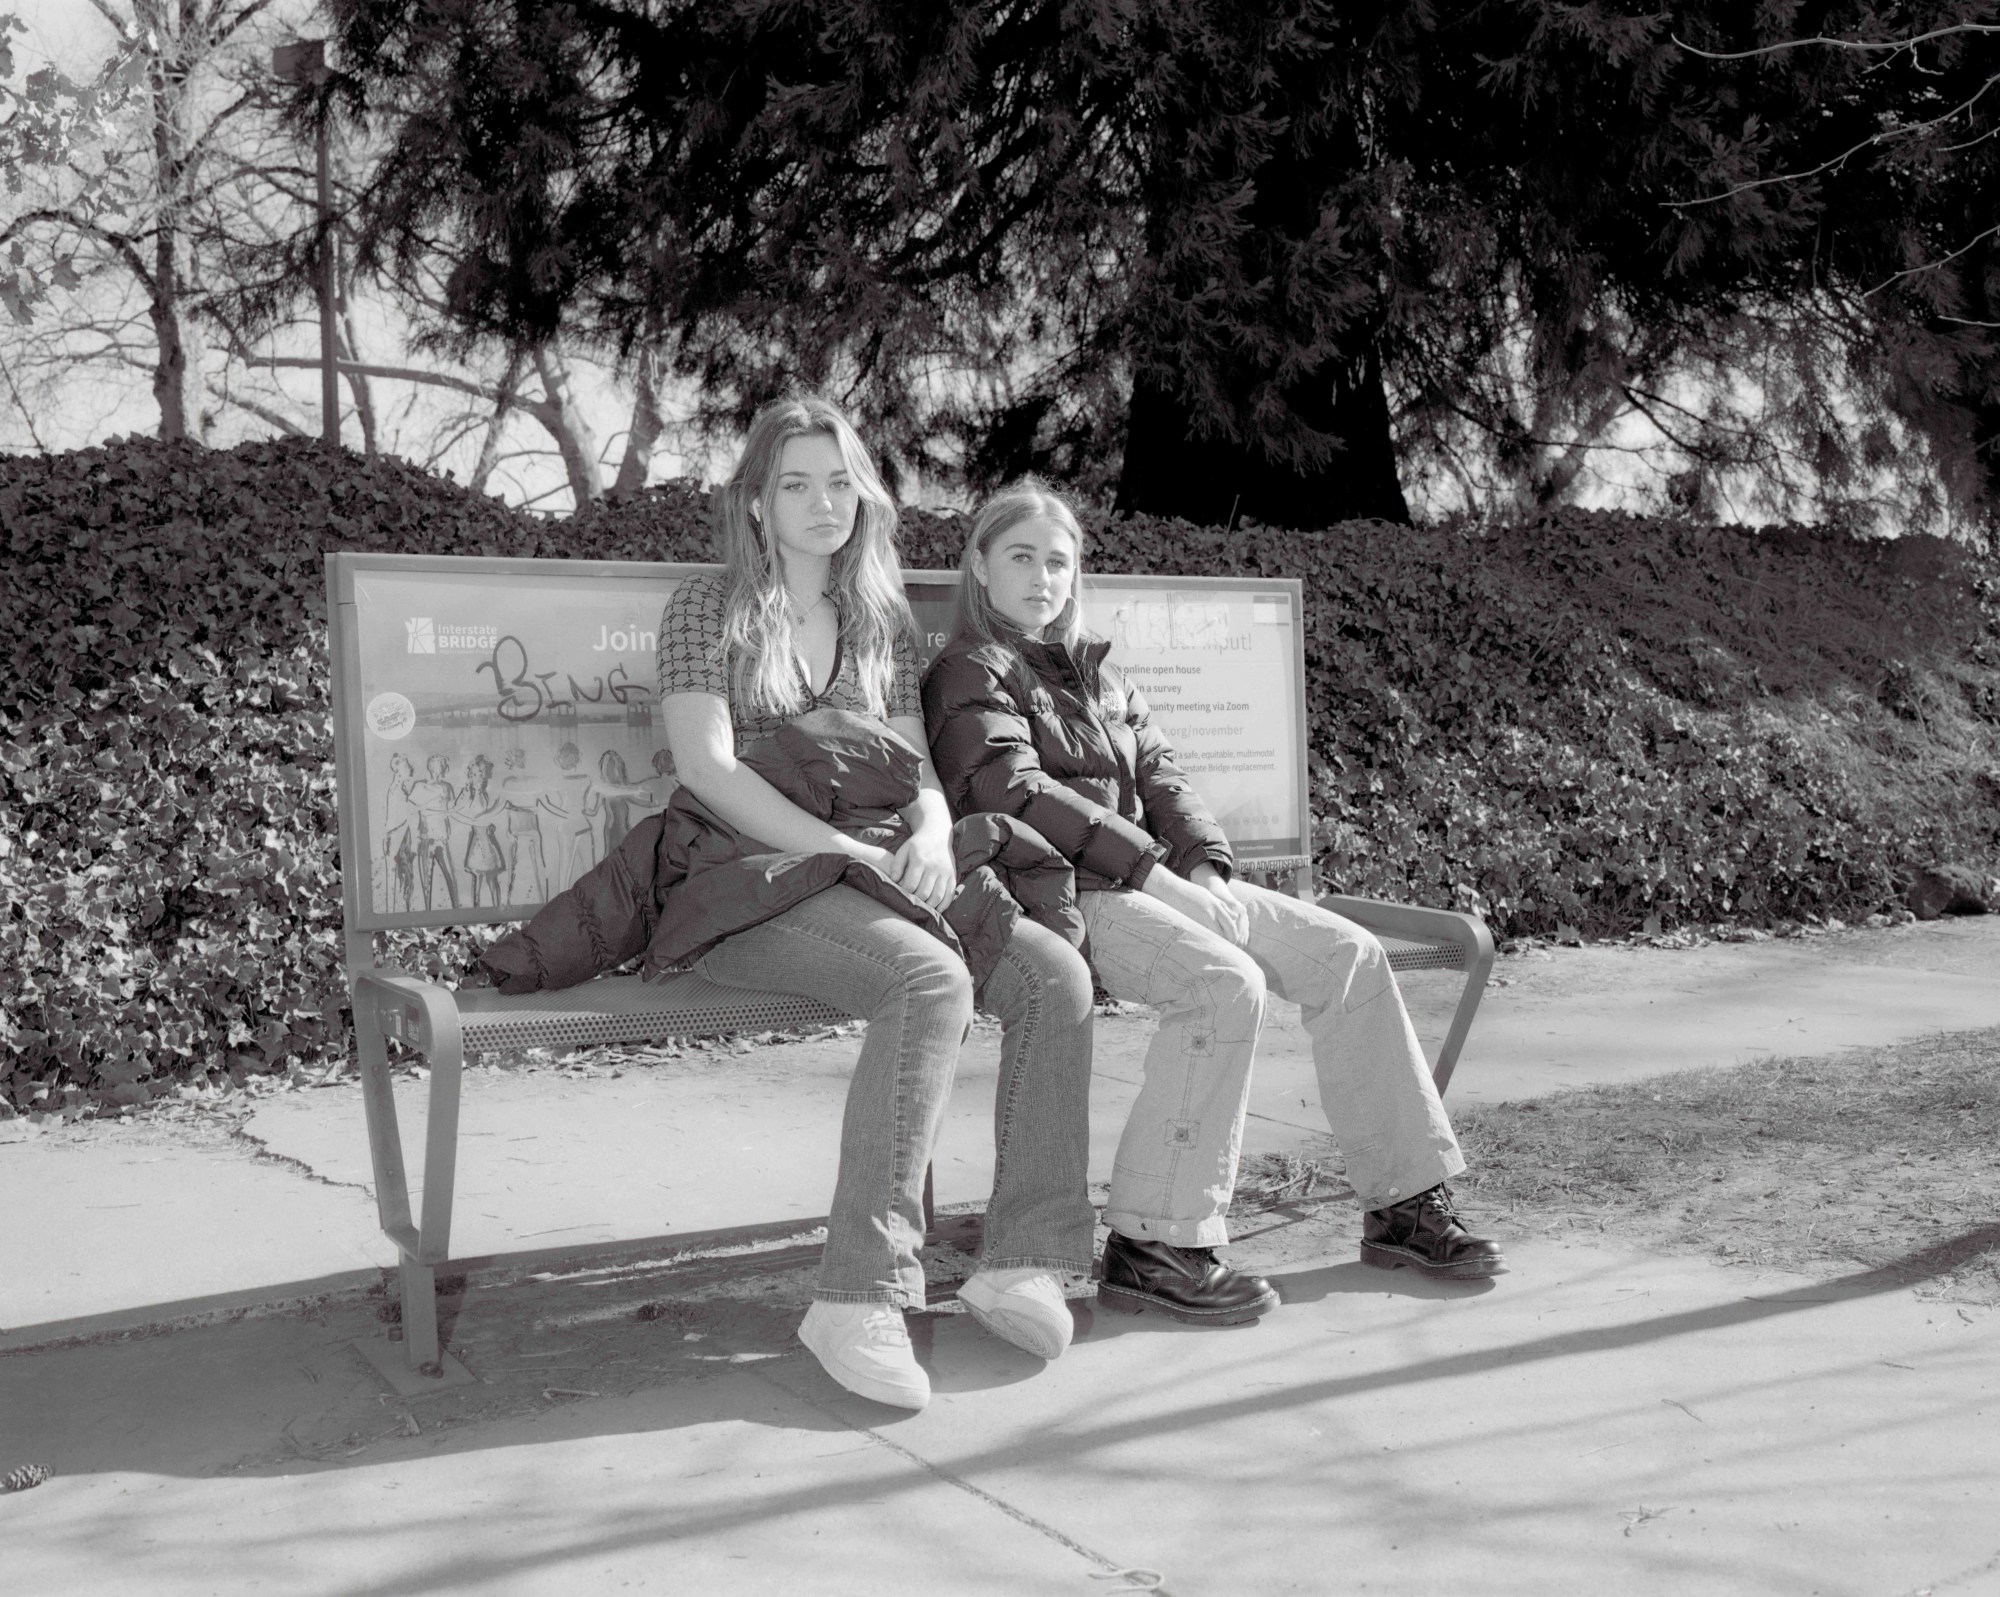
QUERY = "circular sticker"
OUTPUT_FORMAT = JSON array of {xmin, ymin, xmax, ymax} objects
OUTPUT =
[{"xmin": 366, "ymin": 692, "xmax": 416, "ymax": 741}]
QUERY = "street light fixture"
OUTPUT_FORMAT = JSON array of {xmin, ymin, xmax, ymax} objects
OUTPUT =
[{"xmin": 272, "ymin": 39, "xmax": 338, "ymax": 448}]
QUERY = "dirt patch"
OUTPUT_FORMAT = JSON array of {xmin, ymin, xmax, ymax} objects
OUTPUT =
[{"xmin": 1245, "ymin": 1027, "xmax": 2000, "ymax": 1304}]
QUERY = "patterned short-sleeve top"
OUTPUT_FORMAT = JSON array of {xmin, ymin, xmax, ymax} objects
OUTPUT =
[{"xmin": 656, "ymin": 571, "xmax": 921, "ymax": 754}]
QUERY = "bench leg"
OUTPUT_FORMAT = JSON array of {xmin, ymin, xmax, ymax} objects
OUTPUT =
[
  {"xmin": 351, "ymin": 980, "xmax": 468, "ymax": 1380},
  {"xmin": 417, "ymin": 1029, "xmax": 464, "ymax": 1267},
  {"xmin": 353, "ymin": 986, "xmax": 419, "ymax": 1258},
  {"xmin": 1302, "ymin": 876, "xmax": 1495, "ymax": 1097},
  {"xmin": 1430, "ymin": 937, "xmax": 1495, "ymax": 1096},
  {"xmin": 399, "ymin": 1256, "xmax": 442, "ymax": 1369}
]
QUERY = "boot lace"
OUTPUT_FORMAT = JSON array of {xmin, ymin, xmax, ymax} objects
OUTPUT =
[{"xmin": 1417, "ymin": 1183, "xmax": 1461, "ymax": 1221}]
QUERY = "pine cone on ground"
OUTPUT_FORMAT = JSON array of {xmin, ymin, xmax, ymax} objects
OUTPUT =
[{"xmin": 4, "ymin": 1463, "xmax": 51, "ymax": 1491}]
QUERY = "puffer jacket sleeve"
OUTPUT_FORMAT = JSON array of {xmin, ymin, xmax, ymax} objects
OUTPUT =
[
  {"xmin": 1116, "ymin": 670, "xmax": 1234, "ymax": 880},
  {"xmin": 925, "ymin": 644, "xmax": 1163, "ymax": 887},
  {"xmin": 475, "ymin": 812, "xmax": 675, "ymax": 992}
]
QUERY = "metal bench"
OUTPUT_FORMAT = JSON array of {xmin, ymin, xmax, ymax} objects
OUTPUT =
[{"xmin": 327, "ymin": 553, "xmax": 1493, "ymax": 1384}]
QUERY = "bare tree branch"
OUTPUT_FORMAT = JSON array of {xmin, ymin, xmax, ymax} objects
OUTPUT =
[
  {"xmin": 1668, "ymin": 74, "xmax": 2000, "ymax": 208},
  {"xmin": 227, "ymin": 394, "xmax": 306, "ymax": 435},
  {"xmin": 1673, "ymin": 24, "xmax": 2000, "ymax": 64}
]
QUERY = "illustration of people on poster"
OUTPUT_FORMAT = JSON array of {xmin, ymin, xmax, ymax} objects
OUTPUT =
[{"xmin": 352, "ymin": 570, "xmax": 681, "ymax": 917}]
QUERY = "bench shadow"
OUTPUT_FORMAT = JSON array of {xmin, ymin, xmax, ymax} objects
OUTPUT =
[{"xmin": 8, "ymin": 1219, "xmax": 1992, "ymax": 1512}]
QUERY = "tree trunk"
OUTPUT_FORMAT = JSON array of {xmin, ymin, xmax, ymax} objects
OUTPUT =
[
  {"xmin": 336, "ymin": 239, "xmax": 378, "ymax": 454},
  {"xmin": 148, "ymin": 288, "xmax": 205, "ymax": 443},
  {"xmin": 532, "ymin": 340, "xmax": 604, "ymax": 506},
  {"xmin": 1955, "ymin": 260, "xmax": 2000, "ymax": 508},
  {"xmin": 1113, "ymin": 11, "xmax": 1411, "ymax": 531},
  {"xmin": 609, "ymin": 347, "xmax": 665, "ymax": 501},
  {"xmin": 470, "ymin": 346, "xmax": 527, "ymax": 494},
  {"xmin": 145, "ymin": 0, "xmax": 203, "ymax": 443},
  {"xmin": 1115, "ymin": 343, "xmax": 1410, "ymax": 528}
]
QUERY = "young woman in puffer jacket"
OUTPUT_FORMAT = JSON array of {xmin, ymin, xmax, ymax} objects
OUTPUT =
[
  {"xmin": 921, "ymin": 482, "xmax": 1505, "ymax": 1325},
  {"xmin": 657, "ymin": 401, "xmax": 1098, "ymax": 1410}
]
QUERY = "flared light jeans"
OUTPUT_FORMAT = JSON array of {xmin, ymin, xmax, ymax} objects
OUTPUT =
[
  {"xmin": 1083, "ymin": 878, "xmax": 1465, "ymax": 1248},
  {"xmin": 695, "ymin": 886, "xmax": 1095, "ymax": 1307}
]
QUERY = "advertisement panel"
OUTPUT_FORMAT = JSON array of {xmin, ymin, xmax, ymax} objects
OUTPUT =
[{"xmin": 333, "ymin": 558, "xmax": 1307, "ymax": 928}]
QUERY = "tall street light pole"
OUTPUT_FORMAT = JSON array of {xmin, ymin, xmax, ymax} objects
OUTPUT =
[{"xmin": 272, "ymin": 39, "xmax": 338, "ymax": 448}]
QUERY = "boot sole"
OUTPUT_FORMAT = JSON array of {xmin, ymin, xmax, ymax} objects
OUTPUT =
[
  {"xmin": 1359, "ymin": 1240, "xmax": 1508, "ymax": 1281},
  {"xmin": 1097, "ymin": 1280, "xmax": 1279, "ymax": 1326}
]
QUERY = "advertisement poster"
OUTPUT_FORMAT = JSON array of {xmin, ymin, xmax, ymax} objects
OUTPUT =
[
  {"xmin": 341, "ymin": 562, "xmax": 1306, "ymax": 925},
  {"xmin": 906, "ymin": 576, "xmax": 1306, "ymax": 868},
  {"xmin": 346, "ymin": 566, "xmax": 686, "ymax": 919}
]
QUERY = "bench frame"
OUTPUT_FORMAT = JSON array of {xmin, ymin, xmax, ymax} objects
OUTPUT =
[{"xmin": 327, "ymin": 552, "xmax": 1492, "ymax": 1384}]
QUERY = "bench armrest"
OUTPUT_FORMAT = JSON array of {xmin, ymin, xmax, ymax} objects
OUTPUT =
[
  {"xmin": 353, "ymin": 971, "xmax": 465, "ymax": 1060},
  {"xmin": 1315, "ymin": 895, "xmax": 1494, "ymax": 967},
  {"xmin": 1317, "ymin": 894, "xmax": 1495, "ymax": 1094}
]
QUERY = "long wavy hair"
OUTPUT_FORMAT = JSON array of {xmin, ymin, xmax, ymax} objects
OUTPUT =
[
  {"xmin": 951, "ymin": 478, "xmax": 1087, "ymax": 652},
  {"xmin": 710, "ymin": 394, "xmax": 912, "ymax": 716}
]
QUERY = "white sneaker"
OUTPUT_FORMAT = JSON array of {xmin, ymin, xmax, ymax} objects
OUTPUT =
[
  {"xmin": 957, "ymin": 1267, "xmax": 1073, "ymax": 1360},
  {"xmin": 797, "ymin": 1300, "xmax": 930, "ymax": 1409}
]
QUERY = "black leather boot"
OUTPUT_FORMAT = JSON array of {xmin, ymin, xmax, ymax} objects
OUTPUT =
[
  {"xmin": 1097, "ymin": 1231, "xmax": 1280, "ymax": 1325},
  {"xmin": 1360, "ymin": 1184, "xmax": 1507, "ymax": 1280}
]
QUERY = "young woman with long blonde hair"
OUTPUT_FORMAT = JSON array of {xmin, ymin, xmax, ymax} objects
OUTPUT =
[{"xmin": 657, "ymin": 399, "xmax": 1097, "ymax": 1409}]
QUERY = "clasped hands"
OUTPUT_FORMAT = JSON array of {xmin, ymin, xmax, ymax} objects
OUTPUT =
[{"xmin": 1143, "ymin": 859, "xmax": 1251, "ymax": 945}]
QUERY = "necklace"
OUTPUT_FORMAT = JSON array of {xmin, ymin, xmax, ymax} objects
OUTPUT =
[{"xmin": 788, "ymin": 590, "xmax": 832, "ymax": 620}]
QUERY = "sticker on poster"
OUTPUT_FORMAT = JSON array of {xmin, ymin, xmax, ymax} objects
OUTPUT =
[{"xmin": 367, "ymin": 691, "xmax": 416, "ymax": 741}]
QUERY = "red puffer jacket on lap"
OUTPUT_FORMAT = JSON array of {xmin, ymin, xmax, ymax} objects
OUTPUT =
[{"xmin": 921, "ymin": 628, "xmax": 1232, "ymax": 891}]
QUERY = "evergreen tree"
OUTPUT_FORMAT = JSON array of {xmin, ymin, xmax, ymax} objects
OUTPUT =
[
  {"xmin": 1665, "ymin": 3, "xmax": 2000, "ymax": 513},
  {"xmin": 325, "ymin": 0, "xmax": 2000, "ymax": 526}
]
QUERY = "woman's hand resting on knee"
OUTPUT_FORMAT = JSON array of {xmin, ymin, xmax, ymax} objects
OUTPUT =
[{"xmin": 1143, "ymin": 862, "xmax": 1250, "ymax": 946}]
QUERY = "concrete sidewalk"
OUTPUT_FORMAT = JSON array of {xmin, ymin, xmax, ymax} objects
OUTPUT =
[
  {"xmin": 6, "ymin": 913, "xmax": 1996, "ymax": 1337},
  {"xmin": 4, "ymin": 1228, "xmax": 1995, "ymax": 1595},
  {"xmin": 1, "ymin": 914, "xmax": 1996, "ymax": 1594}
]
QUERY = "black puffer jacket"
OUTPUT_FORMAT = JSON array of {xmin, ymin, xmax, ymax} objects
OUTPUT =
[{"xmin": 923, "ymin": 629, "xmax": 1232, "ymax": 891}]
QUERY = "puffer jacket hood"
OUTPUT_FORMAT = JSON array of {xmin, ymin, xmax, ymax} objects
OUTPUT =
[{"xmin": 922, "ymin": 628, "xmax": 1232, "ymax": 892}]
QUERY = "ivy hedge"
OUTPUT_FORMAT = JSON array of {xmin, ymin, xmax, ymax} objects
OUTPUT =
[{"xmin": 3, "ymin": 436, "xmax": 1997, "ymax": 1108}]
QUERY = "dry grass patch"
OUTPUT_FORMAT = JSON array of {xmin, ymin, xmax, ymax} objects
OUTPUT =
[{"xmin": 1446, "ymin": 1028, "xmax": 2000, "ymax": 1302}]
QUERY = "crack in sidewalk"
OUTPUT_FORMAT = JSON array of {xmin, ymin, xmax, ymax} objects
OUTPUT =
[{"xmin": 227, "ymin": 1116, "xmax": 377, "ymax": 1198}]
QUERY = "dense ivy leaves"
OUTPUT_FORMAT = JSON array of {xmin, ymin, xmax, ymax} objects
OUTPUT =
[
  {"xmin": 0, "ymin": 439, "xmax": 712, "ymax": 1111},
  {"xmin": 904, "ymin": 510, "xmax": 2000, "ymax": 944},
  {"xmin": 2, "ymin": 436, "xmax": 1997, "ymax": 1107}
]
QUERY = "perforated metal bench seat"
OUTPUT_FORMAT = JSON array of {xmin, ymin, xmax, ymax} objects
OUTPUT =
[
  {"xmin": 1377, "ymin": 936, "xmax": 1470, "ymax": 973},
  {"xmin": 439, "ymin": 938, "xmax": 1459, "ymax": 1053},
  {"xmin": 449, "ymin": 972, "xmax": 848, "ymax": 1052}
]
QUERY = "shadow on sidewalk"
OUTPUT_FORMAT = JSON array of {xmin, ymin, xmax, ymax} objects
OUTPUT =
[{"xmin": 3, "ymin": 1221, "xmax": 1990, "ymax": 1497}]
